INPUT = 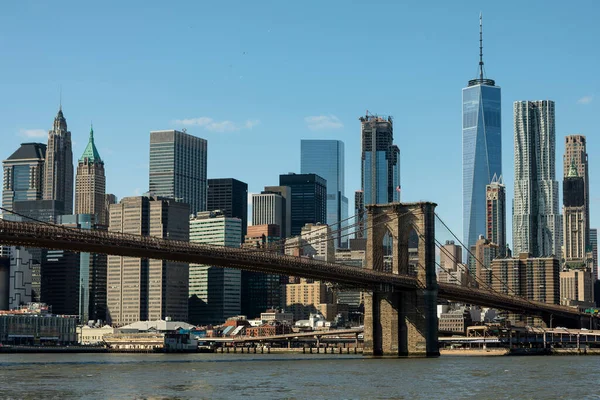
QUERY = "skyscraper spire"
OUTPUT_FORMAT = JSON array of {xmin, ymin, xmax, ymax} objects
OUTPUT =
[{"xmin": 479, "ymin": 12, "xmax": 484, "ymax": 81}]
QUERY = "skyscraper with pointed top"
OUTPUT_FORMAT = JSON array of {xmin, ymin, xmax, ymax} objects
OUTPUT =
[
  {"xmin": 44, "ymin": 106, "xmax": 74, "ymax": 215},
  {"xmin": 75, "ymin": 124, "xmax": 107, "ymax": 225},
  {"xmin": 462, "ymin": 14, "xmax": 502, "ymax": 253}
]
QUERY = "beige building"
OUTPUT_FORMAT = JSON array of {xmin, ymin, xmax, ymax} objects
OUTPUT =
[
  {"xmin": 299, "ymin": 223, "xmax": 334, "ymax": 263},
  {"xmin": 75, "ymin": 125, "xmax": 107, "ymax": 225},
  {"xmin": 564, "ymin": 135, "xmax": 589, "ymax": 250},
  {"xmin": 439, "ymin": 240, "xmax": 462, "ymax": 271},
  {"xmin": 107, "ymin": 195, "xmax": 189, "ymax": 326},
  {"xmin": 285, "ymin": 279, "xmax": 336, "ymax": 321},
  {"xmin": 469, "ymin": 236, "xmax": 499, "ymax": 289},
  {"xmin": 560, "ymin": 269, "xmax": 594, "ymax": 307},
  {"xmin": 77, "ymin": 325, "xmax": 115, "ymax": 344},
  {"xmin": 44, "ymin": 107, "xmax": 74, "ymax": 215}
]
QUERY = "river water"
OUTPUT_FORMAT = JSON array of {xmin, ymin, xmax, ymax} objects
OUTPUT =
[{"xmin": 0, "ymin": 353, "xmax": 597, "ymax": 399}]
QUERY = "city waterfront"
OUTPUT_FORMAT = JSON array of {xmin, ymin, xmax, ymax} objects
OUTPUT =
[{"xmin": 0, "ymin": 353, "xmax": 596, "ymax": 399}]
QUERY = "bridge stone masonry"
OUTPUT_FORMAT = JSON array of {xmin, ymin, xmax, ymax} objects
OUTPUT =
[{"xmin": 363, "ymin": 202, "xmax": 439, "ymax": 357}]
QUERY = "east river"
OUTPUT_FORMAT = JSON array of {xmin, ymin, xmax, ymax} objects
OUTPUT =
[{"xmin": 0, "ymin": 353, "xmax": 597, "ymax": 399}]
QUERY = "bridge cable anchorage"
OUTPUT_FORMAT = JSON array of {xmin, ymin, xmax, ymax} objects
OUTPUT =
[
  {"xmin": 433, "ymin": 212, "xmax": 543, "ymax": 313},
  {"xmin": 412, "ymin": 220, "xmax": 549, "ymax": 318}
]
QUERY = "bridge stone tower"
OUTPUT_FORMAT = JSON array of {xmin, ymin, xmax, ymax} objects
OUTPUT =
[{"xmin": 363, "ymin": 202, "xmax": 439, "ymax": 357}]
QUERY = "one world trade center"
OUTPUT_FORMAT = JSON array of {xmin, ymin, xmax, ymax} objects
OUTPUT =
[{"xmin": 463, "ymin": 14, "xmax": 502, "ymax": 253}]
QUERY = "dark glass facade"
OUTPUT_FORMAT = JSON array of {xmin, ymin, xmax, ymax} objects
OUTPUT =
[
  {"xmin": 207, "ymin": 178, "xmax": 248, "ymax": 237},
  {"xmin": 279, "ymin": 173, "xmax": 327, "ymax": 237}
]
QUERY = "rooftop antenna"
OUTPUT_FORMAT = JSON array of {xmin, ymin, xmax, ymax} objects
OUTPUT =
[
  {"xmin": 59, "ymin": 86, "xmax": 62, "ymax": 111},
  {"xmin": 479, "ymin": 12, "xmax": 484, "ymax": 81}
]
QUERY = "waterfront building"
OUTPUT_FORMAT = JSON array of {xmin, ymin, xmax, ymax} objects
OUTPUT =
[
  {"xmin": 75, "ymin": 125, "xmax": 107, "ymax": 226},
  {"xmin": 149, "ymin": 130, "xmax": 207, "ymax": 215},
  {"xmin": 189, "ymin": 210, "xmax": 242, "ymax": 325},
  {"xmin": 43, "ymin": 107, "xmax": 74, "ymax": 215},
  {"xmin": 107, "ymin": 195, "xmax": 189, "ymax": 326},
  {"xmin": 564, "ymin": 135, "xmax": 589, "ymax": 249},
  {"xmin": 462, "ymin": 15, "xmax": 502, "ymax": 252},
  {"xmin": 486, "ymin": 175, "xmax": 506, "ymax": 257},
  {"xmin": 279, "ymin": 173, "xmax": 327, "ymax": 237},
  {"xmin": 513, "ymin": 100, "xmax": 561, "ymax": 257},
  {"xmin": 301, "ymin": 140, "xmax": 349, "ymax": 247},
  {"xmin": 0, "ymin": 303, "xmax": 77, "ymax": 345},
  {"xmin": 2, "ymin": 142, "xmax": 46, "ymax": 212},
  {"xmin": 241, "ymin": 224, "xmax": 284, "ymax": 319},
  {"xmin": 207, "ymin": 178, "xmax": 248, "ymax": 237},
  {"xmin": 563, "ymin": 161, "xmax": 586, "ymax": 266}
]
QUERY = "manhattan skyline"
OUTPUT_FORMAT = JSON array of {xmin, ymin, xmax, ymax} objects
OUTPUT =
[{"xmin": 1, "ymin": 2, "xmax": 599, "ymax": 247}]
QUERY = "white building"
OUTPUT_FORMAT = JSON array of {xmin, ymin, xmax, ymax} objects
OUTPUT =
[{"xmin": 189, "ymin": 211, "xmax": 242, "ymax": 325}]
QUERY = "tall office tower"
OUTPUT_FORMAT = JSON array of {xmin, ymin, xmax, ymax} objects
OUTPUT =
[
  {"xmin": 44, "ymin": 107, "xmax": 74, "ymax": 215},
  {"xmin": 279, "ymin": 173, "xmax": 327, "ymax": 237},
  {"xmin": 107, "ymin": 195, "xmax": 189, "ymax": 326},
  {"xmin": 591, "ymin": 228, "xmax": 598, "ymax": 279},
  {"xmin": 75, "ymin": 125, "xmax": 107, "ymax": 225},
  {"xmin": 354, "ymin": 190, "xmax": 365, "ymax": 239},
  {"xmin": 563, "ymin": 162, "xmax": 586, "ymax": 266},
  {"xmin": 189, "ymin": 211, "xmax": 242, "ymax": 325},
  {"xmin": 359, "ymin": 114, "xmax": 401, "ymax": 207},
  {"xmin": 252, "ymin": 191, "xmax": 284, "ymax": 232},
  {"xmin": 2, "ymin": 143, "xmax": 46, "ymax": 211},
  {"xmin": 486, "ymin": 175, "xmax": 506, "ymax": 257},
  {"xmin": 43, "ymin": 214, "xmax": 106, "ymax": 322},
  {"xmin": 264, "ymin": 186, "xmax": 292, "ymax": 238},
  {"xmin": 564, "ymin": 135, "xmax": 589, "ymax": 249},
  {"xmin": 513, "ymin": 100, "xmax": 561, "ymax": 257},
  {"xmin": 149, "ymin": 130, "xmax": 207, "ymax": 215},
  {"xmin": 104, "ymin": 194, "xmax": 117, "ymax": 226},
  {"xmin": 207, "ymin": 178, "xmax": 248, "ymax": 237},
  {"xmin": 440, "ymin": 240, "xmax": 462, "ymax": 271},
  {"xmin": 301, "ymin": 140, "xmax": 349, "ymax": 247},
  {"xmin": 462, "ymin": 15, "xmax": 502, "ymax": 252},
  {"xmin": 241, "ymin": 224, "xmax": 284, "ymax": 318}
]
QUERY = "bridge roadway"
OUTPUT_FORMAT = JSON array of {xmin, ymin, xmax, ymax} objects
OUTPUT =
[{"xmin": 0, "ymin": 219, "xmax": 587, "ymax": 320}]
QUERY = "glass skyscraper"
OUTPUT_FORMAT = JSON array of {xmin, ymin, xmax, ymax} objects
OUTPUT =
[
  {"xmin": 149, "ymin": 130, "xmax": 208, "ymax": 215},
  {"xmin": 300, "ymin": 140, "xmax": 348, "ymax": 247},
  {"xmin": 279, "ymin": 173, "xmax": 327, "ymax": 237},
  {"xmin": 462, "ymin": 16, "xmax": 501, "ymax": 251},
  {"xmin": 359, "ymin": 114, "xmax": 401, "ymax": 206}
]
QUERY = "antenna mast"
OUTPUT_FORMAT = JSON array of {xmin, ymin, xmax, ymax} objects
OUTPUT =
[{"xmin": 479, "ymin": 12, "xmax": 484, "ymax": 81}]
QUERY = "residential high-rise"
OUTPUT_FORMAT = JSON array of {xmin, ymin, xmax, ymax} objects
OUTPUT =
[
  {"xmin": 285, "ymin": 279, "xmax": 337, "ymax": 321},
  {"xmin": 75, "ymin": 125, "xmax": 107, "ymax": 225},
  {"xmin": 560, "ymin": 269, "xmax": 594, "ymax": 307},
  {"xmin": 462, "ymin": 15, "xmax": 502, "ymax": 252},
  {"xmin": 486, "ymin": 175, "xmax": 506, "ymax": 257},
  {"xmin": 440, "ymin": 240, "xmax": 462, "ymax": 271},
  {"xmin": 513, "ymin": 100, "xmax": 561, "ymax": 257},
  {"xmin": 491, "ymin": 253, "xmax": 560, "ymax": 305},
  {"xmin": 359, "ymin": 114, "xmax": 401, "ymax": 207},
  {"xmin": 301, "ymin": 140, "xmax": 349, "ymax": 247},
  {"xmin": 279, "ymin": 173, "xmax": 327, "ymax": 237},
  {"xmin": 468, "ymin": 236, "xmax": 499, "ymax": 289},
  {"xmin": 241, "ymin": 224, "xmax": 283, "ymax": 318},
  {"xmin": 563, "ymin": 162, "xmax": 586, "ymax": 266},
  {"xmin": 149, "ymin": 130, "xmax": 207, "ymax": 215},
  {"xmin": 564, "ymin": 135, "xmax": 589, "ymax": 249},
  {"xmin": 2, "ymin": 143, "xmax": 46, "ymax": 211},
  {"xmin": 189, "ymin": 211, "xmax": 242, "ymax": 325},
  {"xmin": 107, "ymin": 195, "xmax": 189, "ymax": 326},
  {"xmin": 299, "ymin": 223, "xmax": 335, "ymax": 263},
  {"xmin": 591, "ymin": 228, "xmax": 598, "ymax": 279},
  {"xmin": 207, "ymin": 178, "xmax": 248, "ymax": 237},
  {"xmin": 354, "ymin": 190, "xmax": 365, "ymax": 239},
  {"xmin": 44, "ymin": 107, "xmax": 74, "ymax": 215}
]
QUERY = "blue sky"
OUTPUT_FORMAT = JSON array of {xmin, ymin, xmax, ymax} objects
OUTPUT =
[{"xmin": 1, "ymin": 1, "xmax": 599, "ymax": 247}]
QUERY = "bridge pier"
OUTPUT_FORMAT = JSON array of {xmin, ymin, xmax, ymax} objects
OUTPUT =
[{"xmin": 363, "ymin": 202, "xmax": 439, "ymax": 358}]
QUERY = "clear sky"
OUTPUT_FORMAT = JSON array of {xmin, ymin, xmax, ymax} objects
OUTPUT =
[{"xmin": 1, "ymin": 1, "xmax": 599, "ymax": 247}]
